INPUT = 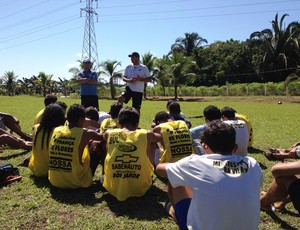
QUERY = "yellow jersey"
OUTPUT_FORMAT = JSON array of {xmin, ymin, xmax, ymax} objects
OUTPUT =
[
  {"xmin": 103, "ymin": 128, "xmax": 153, "ymax": 201},
  {"xmin": 159, "ymin": 120, "xmax": 193, "ymax": 163},
  {"xmin": 236, "ymin": 113, "xmax": 253, "ymax": 147},
  {"xmin": 100, "ymin": 118, "xmax": 118, "ymax": 133},
  {"xmin": 29, "ymin": 124, "xmax": 52, "ymax": 177},
  {"xmin": 48, "ymin": 126, "xmax": 92, "ymax": 189}
]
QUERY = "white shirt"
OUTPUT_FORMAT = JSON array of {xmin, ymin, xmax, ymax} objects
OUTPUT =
[
  {"xmin": 124, "ymin": 64, "xmax": 150, "ymax": 93},
  {"xmin": 166, "ymin": 154, "xmax": 263, "ymax": 230},
  {"xmin": 224, "ymin": 119, "xmax": 249, "ymax": 156}
]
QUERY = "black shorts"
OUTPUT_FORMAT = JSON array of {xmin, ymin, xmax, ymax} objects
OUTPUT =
[
  {"xmin": 121, "ymin": 86, "xmax": 143, "ymax": 110},
  {"xmin": 288, "ymin": 179, "xmax": 300, "ymax": 213},
  {"xmin": 81, "ymin": 95, "xmax": 99, "ymax": 110}
]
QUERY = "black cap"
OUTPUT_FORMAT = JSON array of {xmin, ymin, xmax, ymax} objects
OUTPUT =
[{"xmin": 128, "ymin": 52, "xmax": 140, "ymax": 58}]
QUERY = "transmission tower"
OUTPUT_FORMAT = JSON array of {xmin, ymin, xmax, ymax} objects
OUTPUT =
[{"xmin": 80, "ymin": 0, "xmax": 99, "ymax": 67}]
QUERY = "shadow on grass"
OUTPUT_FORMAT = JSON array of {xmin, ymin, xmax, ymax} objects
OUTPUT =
[
  {"xmin": 248, "ymin": 147, "xmax": 264, "ymax": 154},
  {"xmin": 0, "ymin": 149, "xmax": 30, "ymax": 160},
  {"xmin": 30, "ymin": 176, "xmax": 105, "ymax": 206},
  {"xmin": 30, "ymin": 176, "xmax": 169, "ymax": 221},
  {"xmin": 99, "ymin": 184, "xmax": 168, "ymax": 221},
  {"xmin": 266, "ymin": 211, "xmax": 299, "ymax": 230}
]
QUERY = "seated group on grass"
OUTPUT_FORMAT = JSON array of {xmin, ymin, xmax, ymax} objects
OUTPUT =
[{"xmin": 3, "ymin": 99, "xmax": 300, "ymax": 229}]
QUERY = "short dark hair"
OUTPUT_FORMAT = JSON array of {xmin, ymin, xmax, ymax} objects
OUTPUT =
[
  {"xmin": 200, "ymin": 120, "xmax": 236, "ymax": 154},
  {"xmin": 154, "ymin": 111, "xmax": 171, "ymax": 125},
  {"xmin": 168, "ymin": 102, "xmax": 181, "ymax": 115},
  {"xmin": 118, "ymin": 107, "xmax": 139, "ymax": 127},
  {"xmin": 203, "ymin": 105, "xmax": 221, "ymax": 121},
  {"xmin": 67, "ymin": 104, "xmax": 86, "ymax": 124},
  {"xmin": 44, "ymin": 95, "xmax": 57, "ymax": 106},
  {"xmin": 166, "ymin": 99, "xmax": 176, "ymax": 109},
  {"xmin": 56, "ymin": 101, "xmax": 68, "ymax": 112},
  {"xmin": 109, "ymin": 102, "xmax": 123, "ymax": 119},
  {"xmin": 85, "ymin": 106, "xmax": 99, "ymax": 122},
  {"xmin": 221, "ymin": 107, "xmax": 237, "ymax": 119}
]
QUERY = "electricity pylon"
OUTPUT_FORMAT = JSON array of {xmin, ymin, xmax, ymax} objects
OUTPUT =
[{"xmin": 80, "ymin": 0, "xmax": 99, "ymax": 67}]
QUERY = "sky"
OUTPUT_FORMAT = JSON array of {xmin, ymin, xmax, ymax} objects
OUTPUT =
[{"xmin": 0, "ymin": 0, "xmax": 299, "ymax": 81}]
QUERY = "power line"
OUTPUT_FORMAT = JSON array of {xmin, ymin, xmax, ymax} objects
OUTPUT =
[
  {"xmin": 99, "ymin": 0, "xmax": 300, "ymax": 17},
  {"xmin": 98, "ymin": 8, "xmax": 300, "ymax": 23},
  {"xmin": 0, "ymin": 26, "xmax": 83, "ymax": 51},
  {"xmin": 99, "ymin": 0, "xmax": 194, "ymax": 9},
  {"xmin": 0, "ymin": 0, "xmax": 50, "ymax": 20},
  {"xmin": 0, "ymin": 15, "xmax": 79, "ymax": 43},
  {"xmin": 0, "ymin": 1, "xmax": 80, "ymax": 31},
  {"xmin": 0, "ymin": 0, "xmax": 20, "ymax": 9}
]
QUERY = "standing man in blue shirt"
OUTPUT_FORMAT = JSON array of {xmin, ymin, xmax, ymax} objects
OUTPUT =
[{"xmin": 77, "ymin": 59, "xmax": 99, "ymax": 110}]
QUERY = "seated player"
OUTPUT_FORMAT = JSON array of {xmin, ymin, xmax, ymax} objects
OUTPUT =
[
  {"xmin": 156, "ymin": 120, "xmax": 263, "ymax": 229},
  {"xmin": 48, "ymin": 104, "xmax": 105, "ymax": 189},
  {"xmin": 100, "ymin": 102, "xmax": 123, "ymax": 133},
  {"xmin": 102, "ymin": 107, "xmax": 162, "ymax": 201},
  {"xmin": 28, "ymin": 104, "xmax": 66, "ymax": 177},
  {"xmin": 221, "ymin": 107, "xmax": 248, "ymax": 156}
]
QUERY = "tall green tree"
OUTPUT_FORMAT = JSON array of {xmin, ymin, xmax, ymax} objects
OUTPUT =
[
  {"xmin": 99, "ymin": 60, "xmax": 122, "ymax": 99},
  {"xmin": 165, "ymin": 52, "xmax": 195, "ymax": 99},
  {"xmin": 153, "ymin": 56, "xmax": 170, "ymax": 96},
  {"xmin": 17, "ymin": 77, "xmax": 31, "ymax": 95},
  {"xmin": 250, "ymin": 13, "xmax": 300, "ymax": 82},
  {"xmin": 36, "ymin": 72, "xmax": 53, "ymax": 97},
  {"xmin": 141, "ymin": 52, "xmax": 156, "ymax": 98},
  {"xmin": 171, "ymin": 32, "xmax": 207, "ymax": 56},
  {"xmin": 56, "ymin": 77, "xmax": 69, "ymax": 97},
  {"xmin": 2, "ymin": 71, "xmax": 17, "ymax": 96}
]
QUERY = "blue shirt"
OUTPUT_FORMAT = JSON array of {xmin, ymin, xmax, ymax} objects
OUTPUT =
[
  {"xmin": 190, "ymin": 124, "xmax": 206, "ymax": 155},
  {"xmin": 78, "ymin": 70, "xmax": 98, "ymax": 95}
]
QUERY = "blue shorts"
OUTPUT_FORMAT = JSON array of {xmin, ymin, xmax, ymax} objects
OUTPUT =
[{"xmin": 174, "ymin": 198, "xmax": 192, "ymax": 230}]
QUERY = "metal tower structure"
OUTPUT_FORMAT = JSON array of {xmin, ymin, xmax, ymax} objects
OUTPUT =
[{"xmin": 80, "ymin": 0, "xmax": 99, "ymax": 67}]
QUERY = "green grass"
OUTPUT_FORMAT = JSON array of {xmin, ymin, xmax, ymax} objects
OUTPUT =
[{"xmin": 1, "ymin": 95, "xmax": 300, "ymax": 229}]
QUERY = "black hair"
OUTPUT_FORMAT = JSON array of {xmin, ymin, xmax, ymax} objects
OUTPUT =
[
  {"xmin": 168, "ymin": 102, "xmax": 181, "ymax": 115},
  {"xmin": 118, "ymin": 107, "xmax": 139, "ymax": 127},
  {"xmin": 154, "ymin": 111, "xmax": 171, "ymax": 125},
  {"xmin": 200, "ymin": 120, "xmax": 236, "ymax": 154},
  {"xmin": 67, "ymin": 104, "xmax": 86, "ymax": 124},
  {"xmin": 34, "ymin": 104, "xmax": 66, "ymax": 149},
  {"xmin": 44, "ymin": 95, "xmax": 58, "ymax": 106},
  {"xmin": 203, "ymin": 105, "xmax": 221, "ymax": 121},
  {"xmin": 166, "ymin": 99, "xmax": 176, "ymax": 109},
  {"xmin": 109, "ymin": 102, "xmax": 123, "ymax": 119},
  {"xmin": 85, "ymin": 106, "xmax": 99, "ymax": 122},
  {"xmin": 221, "ymin": 107, "xmax": 237, "ymax": 119},
  {"xmin": 56, "ymin": 101, "xmax": 68, "ymax": 112}
]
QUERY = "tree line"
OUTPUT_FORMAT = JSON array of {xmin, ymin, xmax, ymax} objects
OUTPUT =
[{"xmin": 1, "ymin": 13, "xmax": 300, "ymax": 99}]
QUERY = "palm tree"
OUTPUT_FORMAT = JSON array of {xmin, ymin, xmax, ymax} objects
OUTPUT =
[
  {"xmin": 2, "ymin": 71, "xmax": 17, "ymax": 96},
  {"xmin": 165, "ymin": 52, "xmax": 196, "ymax": 99},
  {"xmin": 99, "ymin": 60, "xmax": 122, "ymax": 99},
  {"xmin": 36, "ymin": 72, "xmax": 53, "ymax": 97},
  {"xmin": 17, "ymin": 77, "xmax": 31, "ymax": 95},
  {"xmin": 57, "ymin": 77, "xmax": 71, "ymax": 97},
  {"xmin": 171, "ymin": 32, "xmax": 208, "ymax": 56},
  {"xmin": 250, "ymin": 13, "xmax": 300, "ymax": 82},
  {"xmin": 153, "ymin": 56, "xmax": 170, "ymax": 96},
  {"xmin": 141, "ymin": 52, "xmax": 156, "ymax": 99}
]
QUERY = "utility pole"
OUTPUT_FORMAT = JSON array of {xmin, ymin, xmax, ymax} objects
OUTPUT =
[{"xmin": 80, "ymin": 0, "xmax": 99, "ymax": 68}]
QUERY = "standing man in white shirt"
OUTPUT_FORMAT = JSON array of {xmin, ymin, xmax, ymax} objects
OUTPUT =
[{"xmin": 118, "ymin": 52, "xmax": 151, "ymax": 113}]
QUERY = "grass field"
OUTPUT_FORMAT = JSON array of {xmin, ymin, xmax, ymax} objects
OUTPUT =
[{"xmin": 0, "ymin": 95, "xmax": 300, "ymax": 229}]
